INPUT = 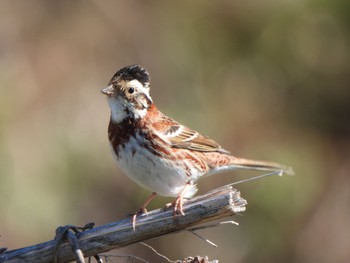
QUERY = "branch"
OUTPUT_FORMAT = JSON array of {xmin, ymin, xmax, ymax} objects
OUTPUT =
[{"xmin": 0, "ymin": 185, "xmax": 247, "ymax": 263}]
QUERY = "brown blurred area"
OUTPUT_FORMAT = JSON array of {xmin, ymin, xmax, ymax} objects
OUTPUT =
[{"xmin": 1, "ymin": 0, "xmax": 350, "ymax": 262}]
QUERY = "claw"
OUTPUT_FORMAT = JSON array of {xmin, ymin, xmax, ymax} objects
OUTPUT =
[
  {"xmin": 167, "ymin": 182, "xmax": 193, "ymax": 220},
  {"xmin": 132, "ymin": 208, "xmax": 147, "ymax": 231},
  {"xmin": 131, "ymin": 192, "xmax": 157, "ymax": 231},
  {"xmin": 172, "ymin": 196, "xmax": 185, "ymax": 216}
]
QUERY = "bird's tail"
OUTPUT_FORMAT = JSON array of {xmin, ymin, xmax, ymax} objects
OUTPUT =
[
  {"xmin": 207, "ymin": 154, "xmax": 294, "ymax": 176},
  {"xmin": 227, "ymin": 157, "xmax": 294, "ymax": 176}
]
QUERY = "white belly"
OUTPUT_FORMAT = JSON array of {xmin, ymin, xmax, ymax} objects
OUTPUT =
[{"xmin": 110, "ymin": 136, "xmax": 199, "ymax": 198}]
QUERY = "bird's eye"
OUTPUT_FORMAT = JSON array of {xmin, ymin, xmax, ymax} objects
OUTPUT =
[{"xmin": 127, "ymin": 87, "xmax": 135, "ymax": 94}]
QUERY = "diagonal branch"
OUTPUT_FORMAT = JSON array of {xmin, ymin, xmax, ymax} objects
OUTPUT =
[{"xmin": 0, "ymin": 185, "xmax": 247, "ymax": 263}]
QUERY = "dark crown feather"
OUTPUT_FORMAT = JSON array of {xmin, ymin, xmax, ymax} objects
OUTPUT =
[{"xmin": 110, "ymin": 65, "xmax": 150, "ymax": 86}]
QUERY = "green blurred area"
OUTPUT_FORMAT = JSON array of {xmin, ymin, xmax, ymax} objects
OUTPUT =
[{"xmin": 1, "ymin": 1, "xmax": 349, "ymax": 262}]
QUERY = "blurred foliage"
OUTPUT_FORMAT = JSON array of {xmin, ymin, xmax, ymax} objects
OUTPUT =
[{"xmin": 0, "ymin": 0, "xmax": 350, "ymax": 262}]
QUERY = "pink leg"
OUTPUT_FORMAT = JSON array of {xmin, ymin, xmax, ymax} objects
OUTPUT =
[
  {"xmin": 171, "ymin": 182, "xmax": 192, "ymax": 216},
  {"xmin": 132, "ymin": 192, "xmax": 157, "ymax": 230}
]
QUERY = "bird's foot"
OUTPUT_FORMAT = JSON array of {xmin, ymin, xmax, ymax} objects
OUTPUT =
[
  {"xmin": 165, "ymin": 195, "xmax": 186, "ymax": 221},
  {"xmin": 131, "ymin": 207, "xmax": 147, "ymax": 231},
  {"xmin": 130, "ymin": 192, "xmax": 157, "ymax": 231},
  {"xmin": 171, "ymin": 195, "xmax": 185, "ymax": 216}
]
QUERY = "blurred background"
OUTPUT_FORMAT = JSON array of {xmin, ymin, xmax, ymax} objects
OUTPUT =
[{"xmin": 1, "ymin": 0, "xmax": 349, "ymax": 262}]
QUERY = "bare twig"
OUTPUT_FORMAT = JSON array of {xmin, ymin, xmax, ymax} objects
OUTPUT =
[
  {"xmin": 100, "ymin": 253, "xmax": 149, "ymax": 263},
  {"xmin": 0, "ymin": 185, "xmax": 246, "ymax": 263},
  {"xmin": 54, "ymin": 224, "xmax": 94, "ymax": 263},
  {"xmin": 188, "ymin": 220, "xmax": 239, "ymax": 232},
  {"xmin": 139, "ymin": 242, "xmax": 176, "ymax": 263},
  {"xmin": 188, "ymin": 231, "xmax": 218, "ymax": 248},
  {"xmin": 187, "ymin": 220, "xmax": 239, "ymax": 248}
]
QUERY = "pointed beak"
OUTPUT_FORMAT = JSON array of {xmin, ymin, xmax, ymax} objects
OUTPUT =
[{"xmin": 100, "ymin": 85, "xmax": 114, "ymax": 97}]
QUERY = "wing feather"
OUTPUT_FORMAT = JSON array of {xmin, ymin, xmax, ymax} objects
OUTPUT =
[{"xmin": 154, "ymin": 114, "xmax": 229, "ymax": 153}]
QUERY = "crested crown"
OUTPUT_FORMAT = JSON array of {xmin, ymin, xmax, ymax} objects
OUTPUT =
[{"xmin": 109, "ymin": 65, "xmax": 150, "ymax": 86}]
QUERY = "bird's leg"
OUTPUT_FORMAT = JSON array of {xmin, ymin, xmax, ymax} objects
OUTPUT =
[
  {"xmin": 132, "ymin": 192, "xmax": 157, "ymax": 231},
  {"xmin": 170, "ymin": 181, "xmax": 192, "ymax": 217}
]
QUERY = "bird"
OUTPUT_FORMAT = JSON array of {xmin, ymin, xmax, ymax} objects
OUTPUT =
[{"xmin": 101, "ymin": 65, "xmax": 293, "ymax": 229}]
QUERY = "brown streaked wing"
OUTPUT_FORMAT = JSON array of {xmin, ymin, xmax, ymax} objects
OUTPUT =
[
  {"xmin": 149, "ymin": 111, "xmax": 230, "ymax": 153},
  {"xmin": 158, "ymin": 116, "xmax": 230, "ymax": 153}
]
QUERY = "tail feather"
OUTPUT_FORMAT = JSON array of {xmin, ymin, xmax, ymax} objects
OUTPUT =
[
  {"xmin": 228, "ymin": 157, "xmax": 294, "ymax": 176},
  {"xmin": 204, "ymin": 152, "xmax": 294, "ymax": 176}
]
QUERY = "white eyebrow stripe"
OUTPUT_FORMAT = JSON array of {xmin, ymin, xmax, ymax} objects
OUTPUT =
[
  {"xmin": 128, "ymin": 79, "xmax": 153, "ymax": 102},
  {"xmin": 128, "ymin": 79, "xmax": 144, "ymax": 89}
]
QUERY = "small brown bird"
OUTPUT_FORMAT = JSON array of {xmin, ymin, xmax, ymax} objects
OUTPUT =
[{"xmin": 101, "ymin": 65, "xmax": 293, "ymax": 228}]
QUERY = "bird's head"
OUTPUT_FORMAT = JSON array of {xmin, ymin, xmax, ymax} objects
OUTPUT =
[{"xmin": 101, "ymin": 65, "xmax": 153, "ymax": 123}]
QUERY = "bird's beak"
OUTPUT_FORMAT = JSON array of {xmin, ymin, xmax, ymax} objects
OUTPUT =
[{"xmin": 100, "ymin": 85, "xmax": 114, "ymax": 97}]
